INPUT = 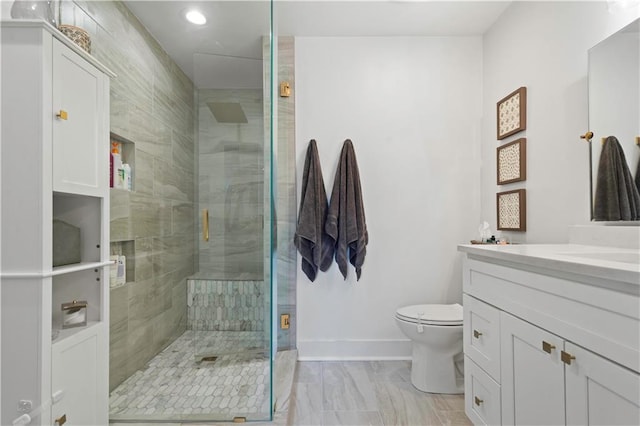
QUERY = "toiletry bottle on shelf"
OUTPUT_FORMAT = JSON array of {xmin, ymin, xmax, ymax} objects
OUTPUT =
[
  {"xmin": 111, "ymin": 142, "xmax": 122, "ymax": 189},
  {"xmin": 123, "ymin": 163, "xmax": 131, "ymax": 191},
  {"xmin": 109, "ymin": 152, "xmax": 114, "ymax": 188}
]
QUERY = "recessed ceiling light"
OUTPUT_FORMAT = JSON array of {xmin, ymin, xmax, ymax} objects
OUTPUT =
[{"xmin": 185, "ymin": 10, "xmax": 206, "ymax": 25}]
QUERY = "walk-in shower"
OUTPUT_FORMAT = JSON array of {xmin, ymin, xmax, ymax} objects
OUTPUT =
[{"xmin": 96, "ymin": 0, "xmax": 280, "ymax": 422}]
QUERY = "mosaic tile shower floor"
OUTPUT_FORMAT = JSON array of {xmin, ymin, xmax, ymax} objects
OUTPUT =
[{"xmin": 109, "ymin": 330, "xmax": 271, "ymax": 422}]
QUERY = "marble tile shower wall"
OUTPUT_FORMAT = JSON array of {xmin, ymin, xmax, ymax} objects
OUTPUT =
[
  {"xmin": 187, "ymin": 279, "xmax": 265, "ymax": 331},
  {"xmin": 64, "ymin": 1, "xmax": 196, "ymax": 391},
  {"xmin": 263, "ymin": 37, "xmax": 298, "ymax": 351},
  {"xmin": 198, "ymin": 89, "xmax": 264, "ymax": 280}
]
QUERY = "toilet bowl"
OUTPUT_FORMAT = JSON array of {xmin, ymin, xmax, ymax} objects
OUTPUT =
[{"xmin": 395, "ymin": 303, "xmax": 464, "ymax": 394}]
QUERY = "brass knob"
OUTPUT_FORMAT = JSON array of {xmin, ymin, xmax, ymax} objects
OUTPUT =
[
  {"xmin": 580, "ymin": 131, "xmax": 593, "ymax": 142},
  {"xmin": 473, "ymin": 329, "xmax": 483, "ymax": 339},
  {"xmin": 56, "ymin": 110, "xmax": 68, "ymax": 120},
  {"xmin": 474, "ymin": 396, "xmax": 483, "ymax": 406},
  {"xmin": 55, "ymin": 414, "xmax": 67, "ymax": 425},
  {"xmin": 542, "ymin": 341, "xmax": 556, "ymax": 354},
  {"xmin": 561, "ymin": 350, "xmax": 576, "ymax": 365}
]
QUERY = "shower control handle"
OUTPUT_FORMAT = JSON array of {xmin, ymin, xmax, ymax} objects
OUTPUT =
[{"xmin": 202, "ymin": 209, "xmax": 209, "ymax": 242}]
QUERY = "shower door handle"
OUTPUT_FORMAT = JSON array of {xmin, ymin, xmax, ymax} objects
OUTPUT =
[{"xmin": 202, "ymin": 209, "xmax": 209, "ymax": 241}]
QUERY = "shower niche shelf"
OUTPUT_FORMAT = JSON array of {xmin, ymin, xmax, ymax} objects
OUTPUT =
[
  {"xmin": 110, "ymin": 239, "xmax": 135, "ymax": 286},
  {"xmin": 110, "ymin": 132, "xmax": 135, "ymax": 192}
]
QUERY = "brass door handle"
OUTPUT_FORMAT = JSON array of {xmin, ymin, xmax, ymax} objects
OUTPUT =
[
  {"xmin": 55, "ymin": 414, "xmax": 67, "ymax": 425},
  {"xmin": 473, "ymin": 329, "xmax": 483, "ymax": 338},
  {"xmin": 202, "ymin": 209, "xmax": 209, "ymax": 241},
  {"xmin": 542, "ymin": 341, "xmax": 556, "ymax": 354},
  {"xmin": 474, "ymin": 396, "xmax": 483, "ymax": 406},
  {"xmin": 56, "ymin": 110, "xmax": 68, "ymax": 120},
  {"xmin": 561, "ymin": 350, "xmax": 576, "ymax": 365}
]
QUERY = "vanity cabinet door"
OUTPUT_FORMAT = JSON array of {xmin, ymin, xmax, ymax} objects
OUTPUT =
[
  {"xmin": 565, "ymin": 342, "xmax": 640, "ymax": 425},
  {"xmin": 463, "ymin": 294, "xmax": 501, "ymax": 381},
  {"xmin": 500, "ymin": 312, "xmax": 565, "ymax": 425},
  {"xmin": 52, "ymin": 39, "xmax": 108, "ymax": 196}
]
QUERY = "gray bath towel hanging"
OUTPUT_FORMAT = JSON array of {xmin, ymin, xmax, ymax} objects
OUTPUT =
[
  {"xmin": 635, "ymin": 145, "xmax": 640, "ymax": 195},
  {"xmin": 594, "ymin": 136, "xmax": 640, "ymax": 221},
  {"xmin": 294, "ymin": 139, "xmax": 333, "ymax": 281},
  {"xmin": 326, "ymin": 139, "xmax": 368, "ymax": 280}
]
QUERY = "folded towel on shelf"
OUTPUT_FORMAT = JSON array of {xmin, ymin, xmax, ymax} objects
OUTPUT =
[
  {"xmin": 294, "ymin": 139, "xmax": 333, "ymax": 281},
  {"xmin": 594, "ymin": 136, "xmax": 640, "ymax": 221},
  {"xmin": 326, "ymin": 139, "xmax": 368, "ymax": 280}
]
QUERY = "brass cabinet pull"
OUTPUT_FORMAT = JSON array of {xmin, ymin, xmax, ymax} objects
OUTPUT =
[
  {"xmin": 561, "ymin": 350, "xmax": 576, "ymax": 365},
  {"xmin": 473, "ymin": 329, "xmax": 483, "ymax": 338},
  {"xmin": 474, "ymin": 396, "xmax": 483, "ymax": 406},
  {"xmin": 202, "ymin": 209, "xmax": 209, "ymax": 241},
  {"xmin": 56, "ymin": 110, "xmax": 68, "ymax": 120},
  {"xmin": 542, "ymin": 341, "xmax": 556, "ymax": 354},
  {"xmin": 55, "ymin": 414, "xmax": 67, "ymax": 425}
]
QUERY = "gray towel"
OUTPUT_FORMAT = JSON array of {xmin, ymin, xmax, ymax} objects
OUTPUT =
[
  {"xmin": 326, "ymin": 139, "xmax": 368, "ymax": 280},
  {"xmin": 594, "ymin": 136, "xmax": 640, "ymax": 221},
  {"xmin": 294, "ymin": 140, "xmax": 333, "ymax": 281},
  {"xmin": 635, "ymin": 148, "xmax": 640, "ymax": 195}
]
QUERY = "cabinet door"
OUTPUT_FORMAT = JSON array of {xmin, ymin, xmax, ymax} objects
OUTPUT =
[
  {"xmin": 464, "ymin": 294, "xmax": 501, "ymax": 381},
  {"xmin": 465, "ymin": 356, "xmax": 501, "ymax": 425},
  {"xmin": 52, "ymin": 39, "xmax": 107, "ymax": 196},
  {"xmin": 51, "ymin": 326, "xmax": 107, "ymax": 425},
  {"xmin": 500, "ymin": 312, "xmax": 565, "ymax": 425},
  {"xmin": 565, "ymin": 342, "xmax": 640, "ymax": 425}
]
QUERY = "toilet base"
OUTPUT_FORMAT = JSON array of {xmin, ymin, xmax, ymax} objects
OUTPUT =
[{"xmin": 410, "ymin": 342, "xmax": 464, "ymax": 394}]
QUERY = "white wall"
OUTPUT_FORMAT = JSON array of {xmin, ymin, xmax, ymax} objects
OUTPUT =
[
  {"xmin": 295, "ymin": 37, "xmax": 482, "ymax": 359},
  {"xmin": 481, "ymin": 1, "xmax": 640, "ymax": 243}
]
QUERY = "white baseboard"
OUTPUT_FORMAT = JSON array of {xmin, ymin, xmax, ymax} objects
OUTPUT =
[{"xmin": 297, "ymin": 339, "xmax": 412, "ymax": 361}]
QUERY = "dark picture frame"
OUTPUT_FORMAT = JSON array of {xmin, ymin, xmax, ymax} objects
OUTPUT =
[
  {"xmin": 497, "ymin": 189, "xmax": 526, "ymax": 231},
  {"xmin": 497, "ymin": 87, "xmax": 527, "ymax": 140},
  {"xmin": 497, "ymin": 138, "xmax": 527, "ymax": 185}
]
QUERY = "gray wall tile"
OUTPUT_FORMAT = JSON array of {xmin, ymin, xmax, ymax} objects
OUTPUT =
[{"xmin": 67, "ymin": 0, "xmax": 195, "ymax": 391}]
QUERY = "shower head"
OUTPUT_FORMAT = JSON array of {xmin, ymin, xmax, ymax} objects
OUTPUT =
[{"xmin": 207, "ymin": 102, "xmax": 248, "ymax": 124}]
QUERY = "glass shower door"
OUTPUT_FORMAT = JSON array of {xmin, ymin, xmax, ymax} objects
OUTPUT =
[{"xmin": 188, "ymin": 2, "xmax": 274, "ymax": 419}]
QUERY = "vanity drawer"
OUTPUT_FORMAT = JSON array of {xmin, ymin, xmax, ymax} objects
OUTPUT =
[
  {"xmin": 463, "ymin": 294, "xmax": 501, "ymax": 381},
  {"xmin": 465, "ymin": 356, "xmax": 501, "ymax": 426}
]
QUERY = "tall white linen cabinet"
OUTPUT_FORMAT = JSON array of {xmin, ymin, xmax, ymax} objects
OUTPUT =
[{"xmin": 1, "ymin": 21, "xmax": 115, "ymax": 425}]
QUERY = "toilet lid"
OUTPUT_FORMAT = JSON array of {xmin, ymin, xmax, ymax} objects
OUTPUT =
[{"xmin": 395, "ymin": 303, "xmax": 463, "ymax": 325}]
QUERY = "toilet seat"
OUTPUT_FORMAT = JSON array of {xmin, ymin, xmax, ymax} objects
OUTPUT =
[{"xmin": 395, "ymin": 303, "xmax": 463, "ymax": 326}]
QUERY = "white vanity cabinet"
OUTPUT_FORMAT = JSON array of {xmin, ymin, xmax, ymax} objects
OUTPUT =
[
  {"xmin": 459, "ymin": 245, "xmax": 640, "ymax": 426},
  {"xmin": 1, "ymin": 21, "xmax": 114, "ymax": 426}
]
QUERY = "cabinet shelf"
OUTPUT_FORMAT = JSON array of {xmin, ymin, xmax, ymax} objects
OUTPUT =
[{"xmin": 52, "ymin": 260, "xmax": 115, "ymax": 277}]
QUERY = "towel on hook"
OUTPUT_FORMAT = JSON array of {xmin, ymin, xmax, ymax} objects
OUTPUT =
[
  {"xmin": 326, "ymin": 139, "xmax": 368, "ymax": 280},
  {"xmin": 294, "ymin": 139, "xmax": 333, "ymax": 281},
  {"xmin": 635, "ymin": 149, "xmax": 640, "ymax": 195},
  {"xmin": 594, "ymin": 136, "xmax": 640, "ymax": 221}
]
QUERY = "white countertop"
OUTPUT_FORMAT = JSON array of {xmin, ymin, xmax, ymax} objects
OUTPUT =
[{"xmin": 458, "ymin": 244, "xmax": 640, "ymax": 287}]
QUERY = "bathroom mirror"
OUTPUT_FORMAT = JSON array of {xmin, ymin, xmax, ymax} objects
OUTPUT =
[{"xmin": 588, "ymin": 18, "xmax": 640, "ymax": 221}]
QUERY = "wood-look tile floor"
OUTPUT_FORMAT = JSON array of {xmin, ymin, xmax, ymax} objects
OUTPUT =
[
  {"xmin": 113, "ymin": 360, "xmax": 472, "ymax": 426},
  {"xmin": 283, "ymin": 361, "xmax": 471, "ymax": 426}
]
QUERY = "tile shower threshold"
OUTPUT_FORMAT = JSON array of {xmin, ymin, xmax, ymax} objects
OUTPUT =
[{"xmin": 109, "ymin": 330, "xmax": 296, "ymax": 423}]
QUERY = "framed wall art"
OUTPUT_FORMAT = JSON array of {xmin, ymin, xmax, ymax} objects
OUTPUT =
[
  {"xmin": 497, "ymin": 87, "xmax": 527, "ymax": 140},
  {"xmin": 497, "ymin": 138, "xmax": 526, "ymax": 185},
  {"xmin": 497, "ymin": 189, "xmax": 526, "ymax": 231}
]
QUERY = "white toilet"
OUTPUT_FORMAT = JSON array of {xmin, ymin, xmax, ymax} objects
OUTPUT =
[{"xmin": 395, "ymin": 303, "xmax": 464, "ymax": 394}]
